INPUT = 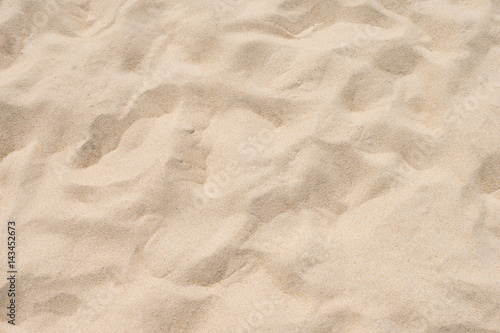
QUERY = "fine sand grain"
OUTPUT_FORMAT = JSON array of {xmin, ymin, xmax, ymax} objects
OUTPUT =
[{"xmin": 0, "ymin": 0, "xmax": 499, "ymax": 332}]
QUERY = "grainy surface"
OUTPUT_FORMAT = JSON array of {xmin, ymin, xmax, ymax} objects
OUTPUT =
[{"xmin": 0, "ymin": 0, "xmax": 499, "ymax": 332}]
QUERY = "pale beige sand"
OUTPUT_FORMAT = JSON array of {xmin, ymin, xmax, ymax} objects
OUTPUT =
[{"xmin": 0, "ymin": 0, "xmax": 500, "ymax": 332}]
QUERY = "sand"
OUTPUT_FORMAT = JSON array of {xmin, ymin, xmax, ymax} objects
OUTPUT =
[{"xmin": 0, "ymin": 0, "xmax": 499, "ymax": 332}]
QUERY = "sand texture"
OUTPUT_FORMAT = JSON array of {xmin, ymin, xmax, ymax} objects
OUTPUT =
[{"xmin": 0, "ymin": 0, "xmax": 500, "ymax": 332}]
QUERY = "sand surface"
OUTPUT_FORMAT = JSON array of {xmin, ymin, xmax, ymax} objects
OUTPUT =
[{"xmin": 0, "ymin": 0, "xmax": 500, "ymax": 332}]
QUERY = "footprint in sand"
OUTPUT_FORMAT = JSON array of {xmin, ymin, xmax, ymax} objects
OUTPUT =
[
  {"xmin": 476, "ymin": 153, "xmax": 500, "ymax": 195},
  {"xmin": 341, "ymin": 68, "xmax": 394, "ymax": 112},
  {"xmin": 347, "ymin": 113, "xmax": 439, "ymax": 172},
  {"xmin": 399, "ymin": 129, "xmax": 439, "ymax": 171},
  {"xmin": 350, "ymin": 122, "xmax": 391, "ymax": 153},
  {"xmin": 69, "ymin": 114, "xmax": 122, "ymax": 168},
  {"xmin": 374, "ymin": 44, "xmax": 422, "ymax": 76}
]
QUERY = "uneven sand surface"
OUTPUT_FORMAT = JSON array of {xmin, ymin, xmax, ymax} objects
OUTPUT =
[{"xmin": 0, "ymin": 0, "xmax": 500, "ymax": 332}]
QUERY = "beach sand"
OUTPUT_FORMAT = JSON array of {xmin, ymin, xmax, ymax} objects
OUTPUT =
[{"xmin": 0, "ymin": 0, "xmax": 499, "ymax": 332}]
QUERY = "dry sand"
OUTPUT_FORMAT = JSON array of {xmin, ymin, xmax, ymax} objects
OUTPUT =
[{"xmin": 0, "ymin": 0, "xmax": 499, "ymax": 332}]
